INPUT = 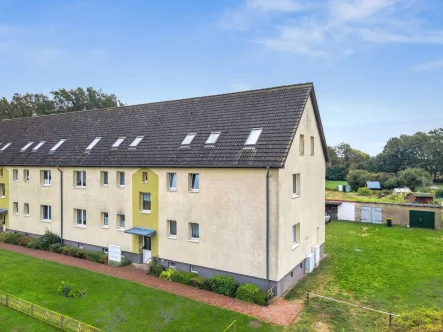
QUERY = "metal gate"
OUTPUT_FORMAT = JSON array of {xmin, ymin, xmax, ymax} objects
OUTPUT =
[
  {"xmin": 361, "ymin": 207, "xmax": 382, "ymax": 223},
  {"xmin": 409, "ymin": 210, "xmax": 435, "ymax": 229}
]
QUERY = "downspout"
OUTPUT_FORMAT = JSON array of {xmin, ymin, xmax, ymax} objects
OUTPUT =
[
  {"xmin": 265, "ymin": 167, "xmax": 270, "ymax": 297},
  {"xmin": 57, "ymin": 166, "xmax": 63, "ymax": 244}
]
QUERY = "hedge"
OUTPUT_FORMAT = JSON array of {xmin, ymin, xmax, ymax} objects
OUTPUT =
[
  {"xmin": 147, "ymin": 261, "xmax": 165, "ymax": 277},
  {"xmin": 236, "ymin": 283, "xmax": 260, "ymax": 303},
  {"xmin": 190, "ymin": 276, "xmax": 211, "ymax": 291},
  {"xmin": 170, "ymin": 271, "xmax": 196, "ymax": 285},
  {"xmin": 208, "ymin": 275, "xmax": 238, "ymax": 297}
]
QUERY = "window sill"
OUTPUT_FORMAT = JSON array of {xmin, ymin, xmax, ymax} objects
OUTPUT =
[
  {"xmin": 74, "ymin": 224, "xmax": 86, "ymax": 229},
  {"xmin": 102, "ymin": 184, "xmax": 109, "ymax": 188},
  {"xmin": 41, "ymin": 184, "xmax": 52, "ymax": 187},
  {"xmin": 189, "ymin": 190, "xmax": 199, "ymax": 193},
  {"xmin": 291, "ymin": 243, "xmax": 300, "ymax": 250},
  {"xmin": 74, "ymin": 186, "xmax": 86, "ymax": 190},
  {"xmin": 168, "ymin": 188, "xmax": 177, "ymax": 192},
  {"xmin": 118, "ymin": 185, "xmax": 126, "ymax": 189},
  {"xmin": 189, "ymin": 239, "xmax": 200, "ymax": 243},
  {"xmin": 41, "ymin": 219, "xmax": 52, "ymax": 223},
  {"xmin": 117, "ymin": 228, "xmax": 126, "ymax": 232},
  {"xmin": 168, "ymin": 235, "xmax": 177, "ymax": 240},
  {"xmin": 0, "ymin": 196, "xmax": 5, "ymax": 199},
  {"xmin": 13, "ymin": 213, "xmax": 18, "ymax": 216},
  {"xmin": 24, "ymin": 215, "xmax": 29, "ymax": 218},
  {"xmin": 141, "ymin": 210, "xmax": 151, "ymax": 214},
  {"xmin": 292, "ymin": 194, "xmax": 301, "ymax": 199},
  {"xmin": 101, "ymin": 226, "xmax": 109, "ymax": 229},
  {"xmin": 142, "ymin": 182, "xmax": 148, "ymax": 184}
]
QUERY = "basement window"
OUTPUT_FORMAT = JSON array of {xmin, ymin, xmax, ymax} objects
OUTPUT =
[
  {"xmin": 86, "ymin": 137, "xmax": 101, "ymax": 151},
  {"xmin": 181, "ymin": 133, "xmax": 196, "ymax": 146},
  {"xmin": 205, "ymin": 132, "xmax": 221, "ymax": 146},
  {"xmin": 49, "ymin": 139, "xmax": 66, "ymax": 153},
  {"xmin": 0, "ymin": 143, "xmax": 11, "ymax": 151},
  {"xmin": 244, "ymin": 128, "xmax": 262, "ymax": 147},
  {"xmin": 32, "ymin": 141, "xmax": 45, "ymax": 152},
  {"xmin": 112, "ymin": 137, "xmax": 125, "ymax": 148},
  {"xmin": 129, "ymin": 136, "xmax": 144, "ymax": 148},
  {"xmin": 21, "ymin": 142, "xmax": 34, "ymax": 152}
]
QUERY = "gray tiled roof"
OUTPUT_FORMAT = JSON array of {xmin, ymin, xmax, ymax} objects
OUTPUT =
[{"xmin": 0, "ymin": 83, "xmax": 328, "ymax": 168}]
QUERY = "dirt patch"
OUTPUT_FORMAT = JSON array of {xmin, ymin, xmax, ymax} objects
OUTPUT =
[
  {"xmin": 313, "ymin": 321, "xmax": 330, "ymax": 332},
  {"xmin": 361, "ymin": 227, "xmax": 368, "ymax": 232},
  {"xmin": 360, "ymin": 233, "xmax": 370, "ymax": 237},
  {"xmin": 248, "ymin": 320, "xmax": 262, "ymax": 328}
]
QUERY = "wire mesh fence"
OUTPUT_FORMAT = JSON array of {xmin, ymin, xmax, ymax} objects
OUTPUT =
[{"xmin": 0, "ymin": 290, "xmax": 102, "ymax": 332}]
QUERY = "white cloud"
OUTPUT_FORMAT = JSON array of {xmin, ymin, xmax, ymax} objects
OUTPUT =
[
  {"xmin": 412, "ymin": 59, "xmax": 443, "ymax": 71},
  {"xmin": 221, "ymin": 0, "xmax": 443, "ymax": 57}
]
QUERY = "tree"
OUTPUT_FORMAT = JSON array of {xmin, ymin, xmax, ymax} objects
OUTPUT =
[
  {"xmin": 397, "ymin": 168, "xmax": 433, "ymax": 191},
  {"xmin": 347, "ymin": 169, "xmax": 371, "ymax": 191},
  {"xmin": 326, "ymin": 165, "xmax": 348, "ymax": 181},
  {"xmin": 327, "ymin": 146, "xmax": 340, "ymax": 165}
]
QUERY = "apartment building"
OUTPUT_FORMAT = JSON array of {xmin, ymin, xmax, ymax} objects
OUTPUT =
[{"xmin": 0, "ymin": 83, "xmax": 328, "ymax": 296}]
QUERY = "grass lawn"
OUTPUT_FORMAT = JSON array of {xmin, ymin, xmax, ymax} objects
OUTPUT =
[
  {"xmin": 0, "ymin": 250, "xmax": 282, "ymax": 332},
  {"xmin": 433, "ymin": 183, "xmax": 443, "ymax": 189},
  {"xmin": 325, "ymin": 180, "xmax": 347, "ymax": 190},
  {"xmin": 0, "ymin": 305, "xmax": 58, "ymax": 332},
  {"xmin": 286, "ymin": 221, "xmax": 443, "ymax": 331}
]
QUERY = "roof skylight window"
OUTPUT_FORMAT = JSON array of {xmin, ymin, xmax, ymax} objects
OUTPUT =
[
  {"xmin": 205, "ymin": 132, "xmax": 221, "ymax": 145},
  {"xmin": 112, "ymin": 137, "xmax": 125, "ymax": 148},
  {"xmin": 86, "ymin": 137, "xmax": 101, "ymax": 151},
  {"xmin": 181, "ymin": 133, "xmax": 196, "ymax": 146},
  {"xmin": 32, "ymin": 141, "xmax": 45, "ymax": 152},
  {"xmin": 49, "ymin": 139, "xmax": 66, "ymax": 153},
  {"xmin": 0, "ymin": 143, "xmax": 11, "ymax": 151},
  {"xmin": 244, "ymin": 128, "xmax": 263, "ymax": 146},
  {"xmin": 129, "ymin": 136, "xmax": 144, "ymax": 148},
  {"xmin": 21, "ymin": 142, "xmax": 34, "ymax": 152}
]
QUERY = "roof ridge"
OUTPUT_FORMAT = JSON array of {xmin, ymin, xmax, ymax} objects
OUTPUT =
[{"xmin": 0, "ymin": 82, "xmax": 314, "ymax": 122}]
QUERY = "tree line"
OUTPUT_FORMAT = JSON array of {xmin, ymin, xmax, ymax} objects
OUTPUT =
[
  {"xmin": 327, "ymin": 128, "xmax": 443, "ymax": 190},
  {"xmin": 0, "ymin": 87, "xmax": 124, "ymax": 121}
]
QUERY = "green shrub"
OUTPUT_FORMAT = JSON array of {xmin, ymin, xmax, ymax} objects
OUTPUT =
[
  {"xmin": 253, "ymin": 290, "xmax": 268, "ymax": 306},
  {"xmin": 65, "ymin": 247, "xmax": 80, "ymax": 257},
  {"xmin": 148, "ymin": 261, "xmax": 165, "ymax": 277},
  {"xmin": 1, "ymin": 232, "xmax": 23, "ymax": 245},
  {"xmin": 26, "ymin": 238, "xmax": 42, "ymax": 250},
  {"xmin": 208, "ymin": 275, "xmax": 238, "ymax": 297},
  {"xmin": 98, "ymin": 254, "xmax": 108, "ymax": 265},
  {"xmin": 48, "ymin": 243, "xmax": 64, "ymax": 253},
  {"xmin": 18, "ymin": 235, "xmax": 33, "ymax": 247},
  {"xmin": 171, "ymin": 271, "xmax": 196, "ymax": 285},
  {"xmin": 236, "ymin": 283, "xmax": 260, "ymax": 303},
  {"xmin": 85, "ymin": 251, "xmax": 105, "ymax": 263},
  {"xmin": 39, "ymin": 228, "xmax": 61, "ymax": 251},
  {"xmin": 190, "ymin": 276, "xmax": 211, "ymax": 291},
  {"xmin": 388, "ymin": 308, "xmax": 443, "ymax": 331},
  {"xmin": 57, "ymin": 281, "xmax": 85, "ymax": 298},
  {"xmin": 159, "ymin": 269, "xmax": 175, "ymax": 281},
  {"xmin": 108, "ymin": 257, "xmax": 131, "ymax": 267},
  {"xmin": 357, "ymin": 187, "xmax": 373, "ymax": 196},
  {"xmin": 59, "ymin": 246, "xmax": 71, "ymax": 255},
  {"xmin": 436, "ymin": 189, "xmax": 443, "ymax": 198}
]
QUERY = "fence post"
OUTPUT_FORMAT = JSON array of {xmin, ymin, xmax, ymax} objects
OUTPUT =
[
  {"xmin": 306, "ymin": 292, "xmax": 309, "ymax": 305},
  {"xmin": 389, "ymin": 313, "xmax": 392, "ymax": 326},
  {"xmin": 61, "ymin": 315, "xmax": 64, "ymax": 330}
]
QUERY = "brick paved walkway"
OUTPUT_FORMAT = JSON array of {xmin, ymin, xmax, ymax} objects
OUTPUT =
[{"xmin": 0, "ymin": 243, "xmax": 300, "ymax": 326}]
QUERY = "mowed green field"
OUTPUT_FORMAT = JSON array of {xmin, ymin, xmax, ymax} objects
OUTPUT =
[
  {"xmin": 325, "ymin": 180, "xmax": 347, "ymax": 190},
  {"xmin": 286, "ymin": 221, "xmax": 443, "ymax": 331},
  {"xmin": 0, "ymin": 250, "xmax": 282, "ymax": 332}
]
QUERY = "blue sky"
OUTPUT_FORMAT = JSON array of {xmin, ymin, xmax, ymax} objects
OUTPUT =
[{"xmin": 1, "ymin": 0, "xmax": 442, "ymax": 155}]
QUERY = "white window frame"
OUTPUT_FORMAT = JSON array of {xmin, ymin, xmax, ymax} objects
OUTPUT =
[
  {"xmin": 0, "ymin": 184, "xmax": 5, "ymax": 198},
  {"xmin": 181, "ymin": 133, "xmax": 196, "ymax": 146},
  {"xmin": 86, "ymin": 137, "xmax": 101, "ymax": 151},
  {"xmin": 168, "ymin": 220, "xmax": 177, "ymax": 239},
  {"xmin": 205, "ymin": 132, "xmax": 221, "ymax": 145},
  {"xmin": 190, "ymin": 265, "xmax": 198, "ymax": 274},
  {"xmin": 24, "ymin": 169, "xmax": 30, "ymax": 183},
  {"xmin": 21, "ymin": 142, "xmax": 34, "ymax": 152},
  {"xmin": 74, "ymin": 171, "xmax": 86, "ymax": 188},
  {"xmin": 41, "ymin": 205, "xmax": 52, "ymax": 222},
  {"xmin": 189, "ymin": 222, "xmax": 200, "ymax": 242},
  {"xmin": 75, "ymin": 209, "xmax": 87, "ymax": 227},
  {"xmin": 292, "ymin": 223, "xmax": 300, "ymax": 250},
  {"xmin": 168, "ymin": 262, "xmax": 176, "ymax": 269},
  {"xmin": 112, "ymin": 137, "xmax": 125, "ymax": 148},
  {"xmin": 129, "ymin": 136, "xmax": 144, "ymax": 148},
  {"xmin": 12, "ymin": 169, "xmax": 18, "ymax": 182},
  {"xmin": 117, "ymin": 171, "xmax": 125, "ymax": 187},
  {"xmin": 140, "ymin": 193, "xmax": 152, "ymax": 213},
  {"xmin": 142, "ymin": 172, "xmax": 148, "ymax": 183},
  {"xmin": 118, "ymin": 214, "xmax": 126, "ymax": 230},
  {"xmin": 41, "ymin": 170, "xmax": 51, "ymax": 186},
  {"xmin": 299, "ymin": 134, "xmax": 305, "ymax": 155},
  {"xmin": 101, "ymin": 171, "xmax": 109, "ymax": 187},
  {"xmin": 24, "ymin": 203, "xmax": 29, "ymax": 216},
  {"xmin": 168, "ymin": 173, "xmax": 177, "ymax": 191},
  {"xmin": 244, "ymin": 128, "xmax": 263, "ymax": 146},
  {"xmin": 32, "ymin": 141, "xmax": 45, "ymax": 152},
  {"xmin": 102, "ymin": 212, "xmax": 109, "ymax": 228},
  {"xmin": 292, "ymin": 174, "xmax": 301, "ymax": 198},
  {"xmin": 189, "ymin": 173, "xmax": 199, "ymax": 192},
  {"xmin": 310, "ymin": 136, "xmax": 314, "ymax": 156},
  {"xmin": 13, "ymin": 202, "xmax": 18, "ymax": 215}
]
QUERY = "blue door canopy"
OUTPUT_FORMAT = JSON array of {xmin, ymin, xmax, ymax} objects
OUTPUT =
[
  {"xmin": 124, "ymin": 227, "xmax": 156, "ymax": 237},
  {"xmin": 0, "ymin": 209, "xmax": 7, "ymax": 215}
]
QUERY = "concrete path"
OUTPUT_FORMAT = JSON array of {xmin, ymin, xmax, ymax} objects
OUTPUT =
[{"xmin": 0, "ymin": 243, "xmax": 301, "ymax": 327}]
